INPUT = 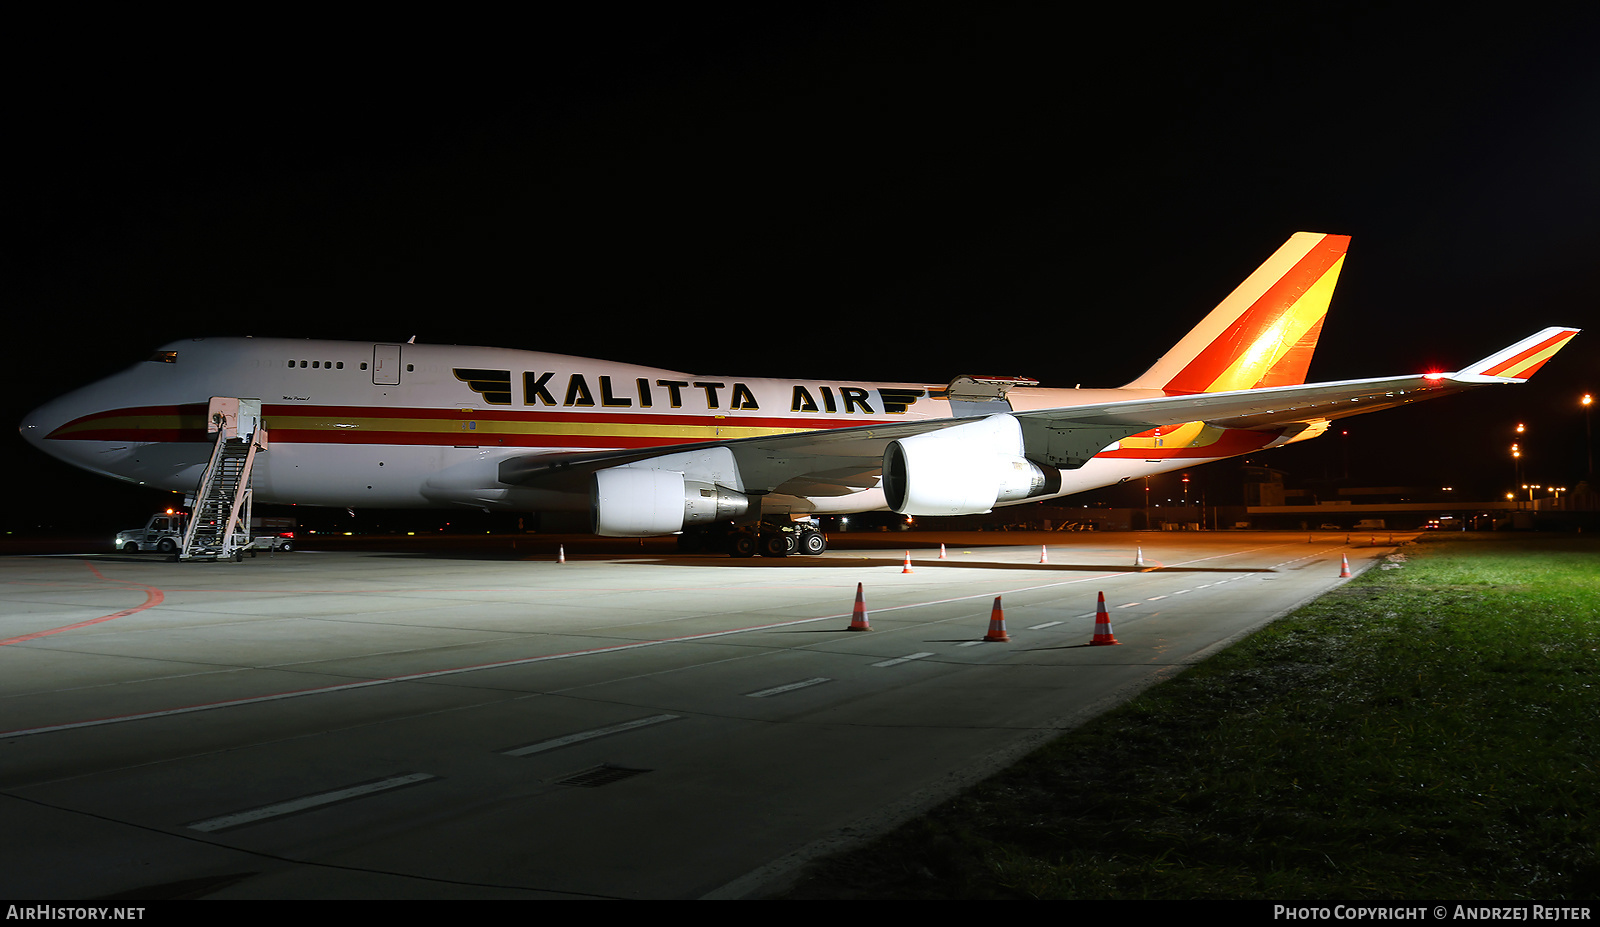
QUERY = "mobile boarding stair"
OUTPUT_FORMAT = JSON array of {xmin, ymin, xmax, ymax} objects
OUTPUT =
[{"xmin": 178, "ymin": 398, "xmax": 277, "ymax": 561}]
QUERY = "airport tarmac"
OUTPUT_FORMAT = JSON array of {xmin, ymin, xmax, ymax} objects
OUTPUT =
[{"xmin": 0, "ymin": 531, "xmax": 1401, "ymax": 899}]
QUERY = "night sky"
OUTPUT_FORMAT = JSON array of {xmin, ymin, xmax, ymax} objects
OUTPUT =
[{"xmin": 10, "ymin": 6, "xmax": 1599, "ymax": 534}]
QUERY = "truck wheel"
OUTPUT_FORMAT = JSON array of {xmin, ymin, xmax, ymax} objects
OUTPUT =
[{"xmin": 157, "ymin": 538, "xmax": 177, "ymax": 553}]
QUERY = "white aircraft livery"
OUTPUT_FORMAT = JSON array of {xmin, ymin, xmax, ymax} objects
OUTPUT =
[{"xmin": 20, "ymin": 233, "xmax": 1580, "ymax": 555}]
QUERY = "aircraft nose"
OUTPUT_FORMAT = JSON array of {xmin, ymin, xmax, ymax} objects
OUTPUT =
[
  {"xmin": 19, "ymin": 397, "xmax": 75, "ymax": 460},
  {"xmin": 19, "ymin": 403, "xmax": 56, "ymax": 451}
]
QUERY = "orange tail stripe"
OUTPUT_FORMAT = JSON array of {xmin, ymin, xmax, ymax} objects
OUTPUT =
[{"xmin": 1164, "ymin": 235, "xmax": 1348, "ymax": 394}]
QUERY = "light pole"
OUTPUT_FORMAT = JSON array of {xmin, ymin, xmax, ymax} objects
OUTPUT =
[{"xmin": 1583, "ymin": 394, "xmax": 1594, "ymax": 481}]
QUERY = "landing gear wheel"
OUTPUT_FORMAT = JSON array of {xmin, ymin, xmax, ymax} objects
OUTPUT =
[
  {"xmin": 729, "ymin": 533, "xmax": 758, "ymax": 558},
  {"xmin": 800, "ymin": 530, "xmax": 827, "ymax": 555},
  {"xmin": 761, "ymin": 532, "xmax": 794, "ymax": 558}
]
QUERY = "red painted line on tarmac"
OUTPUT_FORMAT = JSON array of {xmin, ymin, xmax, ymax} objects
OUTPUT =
[
  {"xmin": 0, "ymin": 563, "xmax": 166, "ymax": 647},
  {"xmin": 0, "ymin": 566, "xmax": 1143, "ymax": 739},
  {"xmin": 0, "ymin": 611, "xmax": 855, "ymax": 738},
  {"xmin": 3, "ymin": 544, "xmax": 1306, "ymax": 736}
]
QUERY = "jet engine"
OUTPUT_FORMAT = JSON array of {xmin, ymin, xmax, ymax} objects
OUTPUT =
[
  {"xmin": 591, "ymin": 467, "xmax": 751, "ymax": 537},
  {"xmin": 882, "ymin": 414, "xmax": 1060, "ymax": 516}
]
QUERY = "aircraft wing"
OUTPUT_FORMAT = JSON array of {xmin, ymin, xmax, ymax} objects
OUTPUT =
[{"xmin": 498, "ymin": 327, "xmax": 1579, "ymax": 494}]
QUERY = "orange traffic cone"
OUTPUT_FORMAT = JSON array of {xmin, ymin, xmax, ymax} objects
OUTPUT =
[
  {"xmin": 847, "ymin": 583, "xmax": 871, "ymax": 631},
  {"xmin": 983, "ymin": 596, "xmax": 1010, "ymax": 642},
  {"xmin": 1040, "ymin": 545, "xmax": 1048, "ymax": 564},
  {"xmin": 558, "ymin": 544, "xmax": 566, "ymax": 564},
  {"xmin": 939, "ymin": 543, "xmax": 947, "ymax": 559},
  {"xmin": 902, "ymin": 551, "xmax": 914, "ymax": 573},
  {"xmin": 1134, "ymin": 546, "xmax": 1146, "ymax": 567},
  {"xmin": 1090, "ymin": 591, "xmax": 1121, "ymax": 645},
  {"xmin": 1339, "ymin": 554, "xmax": 1352, "ymax": 578}
]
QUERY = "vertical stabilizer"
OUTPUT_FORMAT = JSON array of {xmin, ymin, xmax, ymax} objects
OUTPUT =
[{"xmin": 1124, "ymin": 232, "xmax": 1350, "ymax": 393}]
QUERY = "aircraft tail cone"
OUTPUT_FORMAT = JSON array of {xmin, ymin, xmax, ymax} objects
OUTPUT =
[
  {"xmin": 1339, "ymin": 554, "xmax": 1352, "ymax": 578},
  {"xmin": 1090, "ymin": 591, "xmax": 1121, "ymax": 646},
  {"xmin": 983, "ymin": 596, "xmax": 1010, "ymax": 642},
  {"xmin": 902, "ymin": 551, "xmax": 914, "ymax": 574},
  {"xmin": 847, "ymin": 582, "xmax": 871, "ymax": 631}
]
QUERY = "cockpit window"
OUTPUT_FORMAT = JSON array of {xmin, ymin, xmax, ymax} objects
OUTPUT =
[{"xmin": 145, "ymin": 351, "xmax": 178, "ymax": 364}]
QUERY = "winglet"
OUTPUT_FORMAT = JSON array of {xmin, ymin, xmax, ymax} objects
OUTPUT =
[{"xmin": 1450, "ymin": 327, "xmax": 1580, "ymax": 383}]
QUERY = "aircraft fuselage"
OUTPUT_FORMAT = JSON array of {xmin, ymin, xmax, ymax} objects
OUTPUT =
[{"xmin": 21, "ymin": 337, "xmax": 1243, "ymax": 516}]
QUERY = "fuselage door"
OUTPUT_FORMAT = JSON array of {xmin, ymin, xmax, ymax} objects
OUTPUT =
[{"xmin": 373, "ymin": 344, "xmax": 402, "ymax": 385}]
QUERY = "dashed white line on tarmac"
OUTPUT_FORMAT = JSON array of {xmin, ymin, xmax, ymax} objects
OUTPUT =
[
  {"xmin": 501, "ymin": 714, "xmax": 680, "ymax": 757},
  {"xmin": 744, "ymin": 678, "xmax": 831, "ymax": 698},
  {"xmin": 873, "ymin": 652, "xmax": 935, "ymax": 667},
  {"xmin": 186, "ymin": 772, "xmax": 438, "ymax": 833}
]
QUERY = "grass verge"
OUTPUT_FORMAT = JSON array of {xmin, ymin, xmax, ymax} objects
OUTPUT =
[{"xmin": 774, "ymin": 536, "xmax": 1600, "ymax": 899}]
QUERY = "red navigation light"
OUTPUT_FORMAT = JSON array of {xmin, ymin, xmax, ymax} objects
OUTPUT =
[{"xmin": 1422, "ymin": 371, "xmax": 1446, "ymax": 381}]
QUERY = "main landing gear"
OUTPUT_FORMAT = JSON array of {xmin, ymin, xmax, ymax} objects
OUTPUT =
[{"xmin": 676, "ymin": 518, "xmax": 827, "ymax": 558}]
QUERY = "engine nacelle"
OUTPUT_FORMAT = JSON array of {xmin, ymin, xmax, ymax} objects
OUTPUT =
[
  {"xmin": 591, "ymin": 467, "xmax": 751, "ymax": 537},
  {"xmin": 882, "ymin": 414, "xmax": 1060, "ymax": 515}
]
